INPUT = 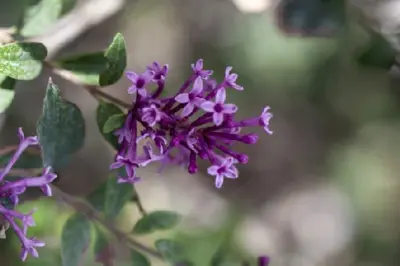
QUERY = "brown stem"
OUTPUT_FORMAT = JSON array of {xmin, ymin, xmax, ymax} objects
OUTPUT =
[{"xmin": 132, "ymin": 186, "xmax": 147, "ymax": 216}]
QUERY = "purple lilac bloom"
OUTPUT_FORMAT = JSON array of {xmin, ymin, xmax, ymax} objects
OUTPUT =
[
  {"xmin": 0, "ymin": 128, "xmax": 57, "ymax": 261},
  {"xmin": 111, "ymin": 59, "xmax": 273, "ymax": 188}
]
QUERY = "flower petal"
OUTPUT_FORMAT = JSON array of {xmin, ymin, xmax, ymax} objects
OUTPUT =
[
  {"xmin": 126, "ymin": 71, "xmax": 138, "ymax": 82},
  {"xmin": 213, "ymin": 113, "xmax": 224, "ymax": 126},
  {"xmin": 175, "ymin": 93, "xmax": 190, "ymax": 103},
  {"xmin": 215, "ymin": 175, "xmax": 224, "ymax": 189},
  {"xmin": 200, "ymin": 101, "xmax": 216, "ymax": 112},
  {"xmin": 215, "ymin": 88, "xmax": 226, "ymax": 104},
  {"xmin": 222, "ymin": 103, "xmax": 238, "ymax": 114},
  {"xmin": 182, "ymin": 103, "xmax": 195, "ymax": 117},
  {"xmin": 191, "ymin": 77, "xmax": 203, "ymax": 95}
]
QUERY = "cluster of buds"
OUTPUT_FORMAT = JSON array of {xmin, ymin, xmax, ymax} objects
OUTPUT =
[
  {"xmin": 111, "ymin": 59, "xmax": 273, "ymax": 188},
  {"xmin": 0, "ymin": 128, "xmax": 57, "ymax": 261}
]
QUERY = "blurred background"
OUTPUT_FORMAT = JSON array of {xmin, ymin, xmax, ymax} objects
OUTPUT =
[{"xmin": 1, "ymin": 0, "xmax": 400, "ymax": 265}]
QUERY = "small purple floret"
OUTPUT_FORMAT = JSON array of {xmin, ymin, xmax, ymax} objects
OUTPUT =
[
  {"xmin": 113, "ymin": 59, "xmax": 273, "ymax": 188},
  {"xmin": 0, "ymin": 128, "xmax": 57, "ymax": 261}
]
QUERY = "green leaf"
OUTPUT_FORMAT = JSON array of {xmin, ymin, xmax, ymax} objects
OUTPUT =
[
  {"xmin": 19, "ymin": 0, "xmax": 63, "ymax": 37},
  {"xmin": 103, "ymin": 113, "xmax": 125, "ymax": 134},
  {"xmin": 86, "ymin": 179, "xmax": 108, "ymax": 212},
  {"xmin": 61, "ymin": 0, "xmax": 77, "ymax": 15},
  {"xmin": 133, "ymin": 211, "xmax": 181, "ymax": 235},
  {"xmin": 94, "ymin": 225, "xmax": 115, "ymax": 265},
  {"xmin": 155, "ymin": 239, "xmax": 185, "ymax": 264},
  {"xmin": 0, "ymin": 42, "xmax": 47, "ymax": 80},
  {"xmin": 96, "ymin": 101, "xmax": 124, "ymax": 149},
  {"xmin": 0, "ymin": 75, "xmax": 16, "ymax": 113},
  {"xmin": 131, "ymin": 249, "xmax": 151, "ymax": 266},
  {"xmin": 54, "ymin": 52, "xmax": 108, "ymax": 85},
  {"xmin": 358, "ymin": 33, "xmax": 396, "ymax": 69},
  {"xmin": 61, "ymin": 213, "xmax": 92, "ymax": 266},
  {"xmin": 99, "ymin": 33, "xmax": 127, "ymax": 86},
  {"xmin": 36, "ymin": 79, "xmax": 85, "ymax": 170},
  {"xmin": 105, "ymin": 169, "xmax": 134, "ymax": 219},
  {"xmin": 87, "ymin": 169, "xmax": 134, "ymax": 217}
]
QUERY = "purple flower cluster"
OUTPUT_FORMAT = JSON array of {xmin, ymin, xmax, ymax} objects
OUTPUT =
[
  {"xmin": 0, "ymin": 128, "xmax": 57, "ymax": 261},
  {"xmin": 111, "ymin": 59, "xmax": 273, "ymax": 188}
]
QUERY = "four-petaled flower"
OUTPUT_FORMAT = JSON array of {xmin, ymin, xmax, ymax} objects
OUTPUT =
[
  {"xmin": 175, "ymin": 77, "xmax": 205, "ymax": 117},
  {"xmin": 207, "ymin": 157, "xmax": 239, "ymax": 189},
  {"xmin": 201, "ymin": 88, "xmax": 238, "ymax": 126},
  {"xmin": 224, "ymin": 66, "xmax": 243, "ymax": 91},
  {"xmin": 191, "ymin": 59, "xmax": 213, "ymax": 79},
  {"xmin": 126, "ymin": 70, "xmax": 154, "ymax": 97}
]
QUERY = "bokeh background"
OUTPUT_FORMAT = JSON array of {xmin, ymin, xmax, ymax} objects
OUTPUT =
[{"xmin": 1, "ymin": 0, "xmax": 400, "ymax": 265}]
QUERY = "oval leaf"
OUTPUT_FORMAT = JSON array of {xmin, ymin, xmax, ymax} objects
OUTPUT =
[
  {"xmin": 100, "ymin": 33, "xmax": 127, "ymax": 86},
  {"xmin": 131, "ymin": 249, "xmax": 151, "ymax": 266},
  {"xmin": 103, "ymin": 113, "xmax": 125, "ymax": 133},
  {"xmin": 61, "ymin": 213, "xmax": 92, "ymax": 266},
  {"xmin": 20, "ymin": 0, "xmax": 63, "ymax": 37},
  {"xmin": 133, "ymin": 211, "xmax": 181, "ymax": 235},
  {"xmin": 105, "ymin": 169, "xmax": 134, "ymax": 219},
  {"xmin": 54, "ymin": 52, "xmax": 108, "ymax": 85},
  {"xmin": 36, "ymin": 79, "xmax": 85, "ymax": 170},
  {"xmin": 96, "ymin": 101, "xmax": 124, "ymax": 149},
  {"xmin": 94, "ymin": 225, "xmax": 115, "ymax": 265},
  {"xmin": 0, "ymin": 42, "xmax": 47, "ymax": 80},
  {"xmin": 358, "ymin": 33, "xmax": 396, "ymax": 69}
]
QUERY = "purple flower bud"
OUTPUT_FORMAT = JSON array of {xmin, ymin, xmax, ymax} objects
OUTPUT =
[
  {"xmin": 191, "ymin": 59, "xmax": 213, "ymax": 79},
  {"xmin": 147, "ymin": 62, "xmax": 169, "ymax": 82},
  {"xmin": 0, "ymin": 128, "xmax": 57, "ymax": 260},
  {"xmin": 223, "ymin": 67, "xmax": 243, "ymax": 91}
]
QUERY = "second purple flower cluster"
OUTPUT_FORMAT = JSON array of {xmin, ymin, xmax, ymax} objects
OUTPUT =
[{"xmin": 111, "ymin": 59, "xmax": 273, "ymax": 188}]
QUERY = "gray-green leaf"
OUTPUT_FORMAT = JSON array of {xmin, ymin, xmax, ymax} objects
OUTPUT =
[
  {"xmin": 20, "ymin": 0, "xmax": 63, "ymax": 37},
  {"xmin": 54, "ymin": 52, "xmax": 108, "ymax": 85},
  {"xmin": 103, "ymin": 113, "xmax": 125, "ymax": 134},
  {"xmin": 105, "ymin": 169, "xmax": 134, "ymax": 219},
  {"xmin": 99, "ymin": 32, "xmax": 127, "ymax": 86},
  {"xmin": 0, "ymin": 42, "xmax": 47, "ymax": 80},
  {"xmin": 61, "ymin": 213, "xmax": 92, "ymax": 266},
  {"xmin": 133, "ymin": 211, "xmax": 181, "ymax": 235},
  {"xmin": 36, "ymin": 79, "xmax": 85, "ymax": 170},
  {"xmin": 96, "ymin": 101, "xmax": 124, "ymax": 149},
  {"xmin": 131, "ymin": 249, "xmax": 151, "ymax": 266}
]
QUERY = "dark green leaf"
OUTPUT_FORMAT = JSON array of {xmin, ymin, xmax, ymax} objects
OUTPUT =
[
  {"xmin": 131, "ymin": 249, "xmax": 151, "ymax": 266},
  {"xmin": 133, "ymin": 211, "xmax": 181, "ymax": 235},
  {"xmin": 54, "ymin": 52, "xmax": 108, "ymax": 85},
  {"xmin": 100, "ymin": 33, "xmax": 127, "ymax": 86},
  {"xmin": 155, "ymin": 239, "xmax": 185, "ymax": 264},
  {"xmin": 105, "ymin": 169, "xmax": 134, "ymax": 219},
  {"xmin": 86, "ymin": 179, "xmax": 108, "ymax": 212},
  {"xmin": 20, "ymin": 0, "xmax": 63, "ymax": 37},
  {"xmin": 0, "ymin": 75, "xmax": 16, "ymax": 113},
  {"xmin": 96, "ymin": 100, "xmax": 124, "ymax": 149},
  {"xmin": 0, "ymin": 42, "xmax": 47, "ymax": 80},
  {"xmin": 36, "ymin": 79, "xmax": 85, "ymax": 170},
  {"xmin": 61, "ymin": 213, "xmax": 92, "ymax": 266},
  {"xmin": 358, "ymin": 33, "xmax": 396, "ymax": 69},
  {"xmin": 87, "ymin": 169, "xmax": 134, "ymax": 217},
  {"xmin": 103, "ymin": 113, "xmax": 125, "ymax": 133},
  {"xmin": 94, "ymin": 225, "xmax": 115, "ymax": 265}
]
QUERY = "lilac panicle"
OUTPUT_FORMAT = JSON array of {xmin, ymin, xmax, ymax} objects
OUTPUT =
[
  {"xmin": 111, "ymin": 59, "xmax": 273, "ymax": 188},
  {"xmin": 0, "ymin": 128, "xmax": 57, "ymax": 261}
]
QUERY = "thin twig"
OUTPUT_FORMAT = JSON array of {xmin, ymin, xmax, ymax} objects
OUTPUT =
[
  {"xmin": 0, "ymin": 168, "xmax": 42, "ymax": 176},
  {"xmin": 132, "ymin": 187, "xmax": 147, "ymax": 216}
]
